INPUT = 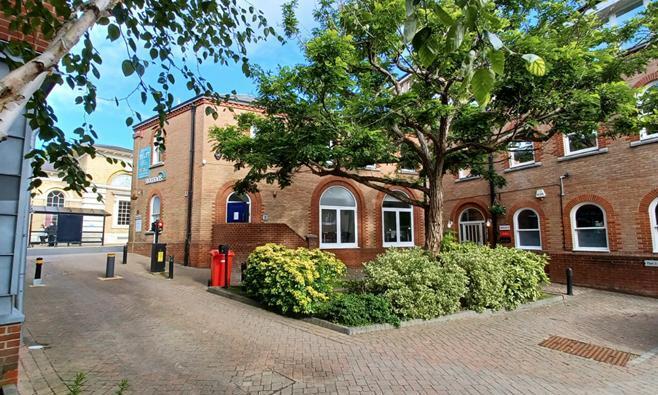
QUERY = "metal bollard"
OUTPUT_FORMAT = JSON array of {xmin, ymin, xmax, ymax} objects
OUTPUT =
[
  {"xmin": 122, "ymin": 244, "xmax": 128, "ymax": 264},
  {"xmin": 33, "ymin": 257, "xmax": 44, "ymax": 286},
  {"xmin": 168, "ymin": 256, "xmax": 174, "ymax": 279},
  {"xmin": 566, "ymin": 267, "xmax": 574, "ymax": 296},
  {"xmin": 106, "ymin": 253, "xmax": 116, "ymax": 278}
]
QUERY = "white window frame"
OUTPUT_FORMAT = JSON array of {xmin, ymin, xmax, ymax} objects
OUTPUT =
[
  {"xmin": 571, "ymin": 202, "xmax": 609, "ymax": 252},
  {"xmin": 639, "ymin": 80, "xmax": 658, "ymax": 140},
  {"xmin": 563, "ymin": 131, "xmax": 599, "ymax": 156},
  {"xmin": 513, "ymin": 208, "xmax": 542, "ymax": 250},
  {"xmin": 113, "ymin": 198, "xmax": 131, "ymax": 228},
  {"xmin": 226, "ymin": 192, "xmax": 251, "ymax": 223},
  {"xmin": 458, "ymin": 168, "xmax": 477, "ymax": 180},
  {"xmin": 46, "ymin": 190, "xmax": 65, "ymax": 207},
  {"xmin": 152, "ymin": 137, "xmax": 163, "ymax": 165},
  {"xmin": 319, "ymin": 186, "xmax": 358, "ymax": 249},
  {"xmin": 508, "ymin": 141, "xmax": 535, "ymax": 168},
  {"xmin": 149, "ymin": 195, "xmax": 161, "ymax": 226},
  {"xmin": 459, "ymin": 208, "xmax": 486, "ymax": 245},
  {"xmin": 382, "ymin": 194, "xmax": 414, "ymax": 248},
  {"xmin": 649, "ymin": 198, "xmax": 658, "ymax": 254}
]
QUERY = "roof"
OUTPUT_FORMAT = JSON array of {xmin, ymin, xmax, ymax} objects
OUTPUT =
[
  {"xmin": 132, "ymin": 93, "xmax": 258, "ymax": 130},
  {"xmin": 94, "ymin": 144, "xmax": 132, "ymax": 154},
  {"xmin": 31, "ymin": 206, "xmax": 110, "ymax": 216}
]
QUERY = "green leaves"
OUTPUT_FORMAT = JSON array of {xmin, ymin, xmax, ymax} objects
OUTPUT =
[
  {"xmin": 107, "ymin": 24, "xmax": 120, "ymax": 41},
  {"xmin": 471, "ymin": 68, "xmax": 495, "ymax": 106},
  {"xmin": 522, "ymin": 54, "xmax": 546, "ymax": 76},
  {"xmin": 488, "ymin": 50, "xmax": 505, "ymax": 75},
  {"xmin": 121, "ymin": 60, "xmax": 134, "ymax": 76}
]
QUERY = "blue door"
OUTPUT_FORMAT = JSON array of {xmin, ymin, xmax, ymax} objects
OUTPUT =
[{"xmin": 227, "ymin": 202, "xmax": 249, "ymax": 223}]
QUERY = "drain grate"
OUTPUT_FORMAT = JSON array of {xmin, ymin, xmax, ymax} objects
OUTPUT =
[{"xmin": 539, "ymin": 335, "xmax": 637, "ymax": 367}]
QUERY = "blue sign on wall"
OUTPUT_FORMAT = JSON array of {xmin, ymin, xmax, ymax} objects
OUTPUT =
[{"xmin": 137, "ymin": 147, "xmax": 151, "ymax": 179}]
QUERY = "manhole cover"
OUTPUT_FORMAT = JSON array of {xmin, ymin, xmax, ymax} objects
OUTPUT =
[{"xmin": 539, "ymin": 335, "xmax": 638, "ymax": 367}]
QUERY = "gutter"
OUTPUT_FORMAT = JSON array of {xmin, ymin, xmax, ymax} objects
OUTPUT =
[{"xmin": 184, "ymin": 104, "xmax": 197, "ymax": 266}]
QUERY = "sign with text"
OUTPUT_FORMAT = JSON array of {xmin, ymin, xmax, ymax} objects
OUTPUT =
[
  {"xmin": 644, "ymin": 260, "xmax": 658, "ymax": 268},
  {"xmin": 137, "ymin": 147, "xmax": 151, "ymax": 179},
  {"xmin": 145, "ymin": 171, "xmax": 167, "ymax": 185}
]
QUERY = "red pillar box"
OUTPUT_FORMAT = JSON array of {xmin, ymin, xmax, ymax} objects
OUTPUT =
[
  {"xmin": 209, "ymin": 250, "xmax": 226, "ymax": 287},
  {"xmin": 225, "ymin": 250, "xmax": 235, "ymax": 287}
]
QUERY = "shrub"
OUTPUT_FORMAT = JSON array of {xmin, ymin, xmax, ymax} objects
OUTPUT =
[
  {"xmin": 316, "ymin": 293, "xmax": 400, "ymax": 327},
  {"xmin": 363, "ymin": 248, "xmax": 468, "ymax": 320},
  {"xmin": 440, "ymin": 244, "xmax": 549, "ymax": 311},
  {"xmin": 242, "ymin": 244, "xmax": 346, "ymax": 315}
]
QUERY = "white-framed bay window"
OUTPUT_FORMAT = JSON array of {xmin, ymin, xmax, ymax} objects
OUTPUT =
[
  {"xmin": 563, "ymin": 131, "xmax": 599, "ymax": 156},
  {"xmin": 320, "ymin": 186, "xmax": 358, "ymax": 248},
  {"xmin": 513, "ymin": 208, "xmax": 541, "ymax": 250},
  {"xmin": 571, "ymin": 203, "xmax": 609, "ymax": 252},
  {"xmin": 382, "ymin": 194, "xmax": 414, "ymax": 247},
  {"xmin": 649, "ymin": 198, "xmax": 658, "ymax": 254},
  {"xmin": 508, "ymin": 141, "xmax": 535, "ymax": 167}
]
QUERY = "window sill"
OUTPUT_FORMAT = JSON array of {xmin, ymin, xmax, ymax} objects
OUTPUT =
[
  {"xmin": 398, "ymin": 169, "xmax": 418, "ymax": 175},
  {"xmin": 557, "ymin": 148, "xmax": 608, "ymax": 162},
  {"xmin": 572, "ymin": 248, "xmax": 610, "ymax": 253},
  {"xmin": 517, "ymin": 246, "xmax": 542, "ymax": 251},
  {"xmin": 384, "ymin": 244, "xmax": 415, "ymax": 248},
  {"xmin": 150, "ymin": 162, "xmax": 164, "ymax": 169},
  {"xmin": 630, "ymin": 136, "xmax": 658, "ymax": 148},
  {"xmin": 504, "ymin": 162, "xmax": 542, "ymax": 173},
  {"xmin": 319, "ymin": 245, "xmax": 359, "ymax": 249},
  {"xmin": 455, "ymin": 176, "xmax": 482, "ymax": 183}
]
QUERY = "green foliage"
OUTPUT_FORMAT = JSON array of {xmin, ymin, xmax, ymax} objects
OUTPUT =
[
  {"xmin": 1, "ymin": 0, "xmax": 281, "ymax": 195},
  {"xmin": 316, "ymin": 293, "xmax": 400, "ymax": 327},
  {"xmin": 63, "ymin": 372, "xmax": 129, "ymax": 394},
  {"xmin": 363, "ymin": 248, "xmax": 468, "ymax": 320},
  {"xmin": 440, "ymin": 243, "xmax": 549, "ymax": 311},
  {"xmin": 210, "ymin": 0, "xmax": 655, "ymax": 253},
  {"xmin": 242, "ymin": 244, "xmax": 346, "ymax": 315}
]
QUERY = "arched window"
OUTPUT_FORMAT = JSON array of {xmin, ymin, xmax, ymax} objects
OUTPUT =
[
  {"xmin": 514, "ymin": 209, "xmax": 541, "ymax": 250},
  {"xmin": 109, "ymin": 173, "xmax": 132, "ymax": 188},
  {"xmin": 226, "ymin": 192, "xmax": 250, "ymax": 223},
  {"xmin": 571, "ymin": 203, "xmax": 608, "ymax": 251},
  {"xmin": 639, "ymin": 80, "xmax": 657, "ymax": 140},
  {"xmin": 650, "ymin": 198, "xmax": 658, "ymax": 253},
  {"xmin": 150, "ymin": 195, "xmax": 161, "ymax": 225},
  {"xmin": 459, "ymin": 208, "xmax": 485, "ymax": 245},
  {"xmin": 320, "ymin": 186, "xmax": 357, "ymax": 248},
  {"xmin": 382, "ymin": 193, "xmax": 414, "ymax": 247},
  {"xmin": 46, "ymin": 191, "xmax": 65, "ymax": 207}
]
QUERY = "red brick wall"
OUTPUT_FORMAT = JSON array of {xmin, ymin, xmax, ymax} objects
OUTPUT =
[
  {"xmin": 0, "ymin": 324, "xmax": 21, "ymax": 386},
  {"xmin": 548, "ymin": 254, "xmax": 658, "ymax": 297},
  {"xmin": 212, "ymin": 223, "xmax": 307, "ymax": 266}
]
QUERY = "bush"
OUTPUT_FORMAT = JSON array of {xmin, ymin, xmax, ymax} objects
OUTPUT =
[
  {"xmin": 242, "ymin": 244, "xmax": 346, "ymax": 315},
  {"xmin": 316, "ymin": 293, "xmax": 400, "ymax": 327},
  {"xmin": 440, "ymin": 244, "xmax": 549, "ymax": 311},
  {"xmin": 363, "ymin": 248, "xmax": 468, "ymax": 320}
]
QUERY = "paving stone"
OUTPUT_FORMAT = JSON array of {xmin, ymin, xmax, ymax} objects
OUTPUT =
[{"xmin": 16, "ymin": 253, "xmax": 658, "ymax": 394}]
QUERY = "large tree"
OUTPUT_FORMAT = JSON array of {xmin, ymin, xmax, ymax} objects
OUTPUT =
[
  {"xmin": 0, "ymin": 0, "xmax": 290, "ymax": 194},
  {"xmin": 211, "ymin": 0, "xmax": 656, "ymax": 254}
]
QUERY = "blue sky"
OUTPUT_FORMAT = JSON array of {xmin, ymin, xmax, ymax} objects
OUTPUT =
[{"xmin": 46, "ymin": 0, "xmax": 316, "ymax": 150}]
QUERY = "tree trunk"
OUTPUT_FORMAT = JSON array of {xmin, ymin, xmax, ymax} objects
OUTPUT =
[
  {"xmin": 424, "ymin": 176, "xmax": 444, "ymax": 256},
  {"xmin": 0, "ymin": 0, "xmax": 120, "ymax": 140}
]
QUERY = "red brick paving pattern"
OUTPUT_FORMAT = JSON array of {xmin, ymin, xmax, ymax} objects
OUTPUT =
[
  {"xmin": 539, "ymin": 336, "xmax": 637, "ymax": 367},
  {"xmin": 17, "ymin": 253, "xmax": 658, "ymax": 394}
]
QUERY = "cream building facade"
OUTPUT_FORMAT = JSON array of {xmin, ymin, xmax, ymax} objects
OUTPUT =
[{"xmin": 30, "ymin": 144, "xmax": 133, "ymax": 246}]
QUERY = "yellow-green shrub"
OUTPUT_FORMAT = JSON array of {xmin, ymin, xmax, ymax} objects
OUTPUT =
[{"xmin": 242, "ymin": 244, "xmax": 346, "ymax": 315}]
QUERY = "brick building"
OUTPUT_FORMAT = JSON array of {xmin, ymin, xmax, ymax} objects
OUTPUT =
[
  {"xmin": 128, "ymin": 96, "xmax": 426, "ymax": 267},
  {"xmin": 129, "ymin": 0, "xmax": 658, "ymax": 297}
]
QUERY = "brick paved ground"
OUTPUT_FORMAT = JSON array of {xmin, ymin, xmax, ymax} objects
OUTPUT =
[{"xmin": 17, "ymin": 253, "xmax": 658, "ymax": 394}]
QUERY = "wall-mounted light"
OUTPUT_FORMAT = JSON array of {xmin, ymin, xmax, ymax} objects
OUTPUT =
[
  {"xmin": 486, "ymin": 219, "xmax": 492, "ymax": 227},
  {"xmin": 535, "ymin": 188, "xmax": 547, "ymax": 200},
  {"xmin": 447, "ymin": 220, "xmax": 453, "ymax": 228},
  {"xmin": 214, "ymin": 150, "xmax": 222, "ymax": 160},
  {"xmin": 201, "ymin": 159, "xmax": 207, "ymax": 166}
]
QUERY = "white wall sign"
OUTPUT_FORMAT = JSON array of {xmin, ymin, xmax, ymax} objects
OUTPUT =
[
  {"xmin": 499, "ymin": 225, "xmax": 511, "ymax": 231},
  {"xmin": 145, "ymin": 171, "xmax": 167, "ymax": 185},
  {"xmin": 644, "ymin": 260, "xmax": 658, "ymax": 268},
  {"xmin": 135, "ymin": 215, "xmax": 142, "ymax": 233}
]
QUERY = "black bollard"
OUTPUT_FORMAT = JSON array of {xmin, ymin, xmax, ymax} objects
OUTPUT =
[
  {"xmin": 566, "ymin": 267, "xmax": 573, "ymax": 296},
  {"xmin": 241, "ymin": 262, "xmax": 247, "ymax": 282},
  {"xmin": 168, "ymin": 256, "xmax": 174, "ymax": 279},
  {"xmin": 106, "ymin": 253, "xmax": 116, "ymax": 278},
  {"xmin": 122, "ymin": 244, "xmax": 128, "ymax": 264},
  {"xmin": 33, "ymin": 257, "xmax": 44, "ymax": 286}
]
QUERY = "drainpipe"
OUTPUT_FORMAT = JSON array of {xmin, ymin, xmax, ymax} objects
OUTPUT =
[
  {"xmin": 184, "ymin": 103, "xmax": 197, "ymax": 266},
  {"xmin": 559, "ymin": 173, "xmax": 569, "ymax": 251},
  {"xmin": 488, "ymin": 153, "xmax": 498, "ymax": 247}
]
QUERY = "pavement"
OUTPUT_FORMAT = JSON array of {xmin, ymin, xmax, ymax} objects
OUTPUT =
[
  {"xmin": 17, "ymin": 253, "xmax": 658, "ymax": 394},
  {"xmin": 26, "ymin": 245, "xmax": 124, "ymax": 257}
]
